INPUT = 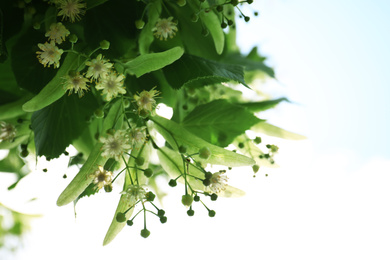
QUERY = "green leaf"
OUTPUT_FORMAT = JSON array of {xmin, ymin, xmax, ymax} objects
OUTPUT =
[
  {"xmin": 0, "ymin": 148, "xmax": 25, "ymax": 175},
  {"xmin": 56, "ymin": 142, "xmax": 107, "ymax": 206},
  {"xmin": 0, "ymin": 95, "xmax": 32, "ymax": 121},
  {"xmin": 163, "ymin": 54, "xmax": 249, "ymax": 89},
  {"xmin": 22, "ymin": 52, "xmax": 86, "ymax": 112},
  {"xmin": 0, "ymin": 59, "xmax": 25, "ymax": 104},
  {"xmin": 31, "ymin": 93, "xmax": 98, "ymax": 159},
  {"xmin": 11, "ymin": 28, "xmax": 57, "ymax": 94},
  {"xmin": 198, "ymin": 8, "xmax": 224, "ymax": 54},
  {"xmin": 150, "ymin": 116, "xmax": 255, "ymax": 167},
  {"xmin": 73, "ymin": 183, "xmax": 99, "ymax": 208},
  {"xmin": 124, "ymin": 47, "xmax": 184, "ymax": 77},
  {"xmin": 57, "ymin": 99, "xmax": 124, "ymax": 206},
  {"xmin": 222, "ymin": 47, "xmax": 275, "ymax": 78},
  {"xmin": 238, "ymin": 98, "xmax": 289, "ymax": 113},
  {"xmin": 138, "ymin": 0, "xmax": 161, "ymax": 54},
  {"xmin": 85, "ymin": 0, "xmax": 109, "ymax": 10},
  {"xmin": 83, "ymin": 0, "xmax": 139, "ymax": 59},
  {"xmin": 251, "ymin": 122, "xmax": 306, "ymax": 140},
  {"xmin": 182, "ymin": 99, "xmax": 263, "ymax": 147}
]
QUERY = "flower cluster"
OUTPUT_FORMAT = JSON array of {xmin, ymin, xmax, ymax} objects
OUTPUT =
[
  {"xmin": 0, "ymin": 121, "xmax": 17, "ymax": 142},
  {"xmin": 120, "ymin": 185, "xmax": 147, "ymax": 207},
  {"xmin": 152, "ymin": 17, "xmax": 178, "ymax": 41},
  {"xmin": 90, "ymin": 166, "xmax": 113, "ymax": 190},
  {"xmin": 134, "ymin": 88, "xmax": 160, "ymax": 116},
  {"xmin": 99, "ymin": 130, "xmax": 131, "ymax": 161},
  {"xmin": 56, "ymin": 0, "xmax": 87, "ymax": 23}
]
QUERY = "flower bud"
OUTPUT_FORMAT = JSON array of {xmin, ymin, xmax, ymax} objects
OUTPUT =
[
  {"xmin": 100, "ymin": 40, "xmax": 110, "ymax": 50},
  {"xmin": 181, "ymin": 194, "xmax": 193, "ymax": 206}
]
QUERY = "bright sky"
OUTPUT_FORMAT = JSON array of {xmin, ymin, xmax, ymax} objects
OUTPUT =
[{"xmin": 2, "ymin": 0, "xmax": 390, "ymax": 259}]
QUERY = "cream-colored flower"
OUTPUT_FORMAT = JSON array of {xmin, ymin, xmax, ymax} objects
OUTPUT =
[
  {"xmin": 45, "ymin": 22, "xmax": 70, "ymax": 44},
  {"xmin": 63, "ymin": 71, "xmax": 89, "ymax": 97},
  {"xmin": 99, "ymin": 130, "xmax": 131, "ymax": 161},
  {"xmin": 95, "ymin": 72, "xmax": 126, "ymax": 101},
  {"xmin": 209, "ymin": 170, "xmax": 228, "ymax": 193},
  {"xmin": 134, "ymin": 87, "xmax": 159, "ymax": 115},
  {"xmin": 90, "ymin": 165, "xmax": 112, "ymax": 190},
  {"xmin": 85, "ymin": 54, "xmax": 113, "ymax": 81},
  {"xmin": 129, "ymin": 125, "xmax": 147, "ymax": 149},
  {"xmin": 152, "ymin": 17, "xmax": 178, "ymax": 41},
  {"xmin": 36, "ymin": 41, "xmax": 63, "ymax": 68},
  {"xmin": 57, "ymin": 0, "xmax": 86, "ymax": 22},
  {"xmin": 120, "ymin": 185, "xmax": 146, "ymax": 206},
  {"xmin": 0, "ymin": 121, "xmax": 17, "ymax": 142}
]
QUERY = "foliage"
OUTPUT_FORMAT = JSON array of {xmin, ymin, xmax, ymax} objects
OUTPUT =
[{"xmin": 0, "ymin": 0, "xmax": 304, "ymax": 246}]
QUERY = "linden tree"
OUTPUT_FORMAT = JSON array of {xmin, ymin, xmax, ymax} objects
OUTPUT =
[{"xmin": 0, "ymin": 0, "xmax": 304, "ymax": 246}]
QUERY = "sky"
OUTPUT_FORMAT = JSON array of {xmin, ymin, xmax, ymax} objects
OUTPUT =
[{"xmin": 2, "ymin": 0, "xmax": 390, "ymax": 259}]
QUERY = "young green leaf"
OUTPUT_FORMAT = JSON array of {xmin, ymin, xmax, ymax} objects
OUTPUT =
[
  {"xmin": 124, "ymin": 47, "xmax": 184, "ymax": 77},
  {"xmin": 199, "ymin": 8, "xmax": 224, "ymax": 55},
  {"xmin": 182, "ymin": 99, "xmax": 263, "ymax": 147},
  {"xmin": 22, "ymin": 52, "xmax": 86, "ymax": 112},
  {"xmin": 163, "ymin": 54, "xmax": 249, "ymax": 89},
  {"xmin": 138, "ymin": 0, "xmax": 161, "ymax": 54},
  {"xmin": 56, "ymin": 142, "xmax": 107, "ymax": 206},
  {"xmin": 150, "ymin": 116, "xmax": 255, "ymax": 167},
  {"xmin": 237, "ymin": 98, "xmax": 289, "ymax": 113},
  {"xmin": 0, "ymin": 95, "xmax": 32, "ymax": 120},
  {"xmin": 251, "ymin": 122, "xmax": 306, "ymax": 140}
]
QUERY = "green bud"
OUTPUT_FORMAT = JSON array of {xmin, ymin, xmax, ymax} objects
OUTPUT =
[
  {"xmin": 160, "ymin": 216, "xmax": 167, "ymax": 223},
  {"xmin": 194, "ymin": 195, "xmax": 200, "ymax": 202},
  {"xmin": 202, "ymin": 178, "xmax": 211, "ymax": 186},
  {"xmin": 201, "ymin": 28, "xmax": 209, "ymax": 37},
  {"xmin": 168, "ymin": 179, "xmax": 177, "ymax": 187},
  {"xmin": 135, "ymin": 19, "xmax": 145, "ymax": 29},
  {"xmin": 221, "ymin": 22, "xmax": 228, "ymax": 29},
  {"xmin": 144, "ymin": 168, "xmax": 153, "ymax": 178},
  {"xmin": 145, "ymin": 191, "xmax": 156, "ymax": 202},
  {"xmin": 187, "ymin": 209, "xmax": 195, "ymax": 216},
  {"xmin": 216, "ymin": 5, "xmax": 223, "ymax": 12},
  {"xmin": 177, "ymin": 0, "xmax": 186, "ymax": 6},
  {"xmin": 94, "ymin": 109, "xmax": 104, "ymax": 118},
  {"xmin": 140, "ymin": 228, "xmax": 150, "ymax": 238},
  {"xmin": 123, "ymin": 99, "xmax": 131, "ymax": 108},
  {"xmin": 33, "ymin": 22, "xmax": 40, "ymax": 30},
  {"xmin": 104, "ymin": 184, "xmax": 113, "ymax": 193},
  {"xmin": 20, "ymin": 150, "xmax": 29, "ymax": 158},
  {"xmin": 238, "ymin": 142, "xmax": 244, "ymax": 148},
  {"xmin": 135, "ymin": 157, "xmax": 145, "ymax": 166},
  {"xmin": 254, "ymin": 136, "xmax": 262, "ymax": 144},
  {"xmin": 204, "ymin": 171, "xmax": 212, "ymax": 179},
  {"xmin": 191, "ymin": 13, "xmax": 199, "ymax": 22},
  {"xmin": 179, "ymin": 145, "xmax": 187, "ymax": 154},
  {"xmin": 208, "ymin": 210, "xmax": 216, "ymax": 217},
  {"xmin": 199, "ymin": 147, "xmax": 211, "ymax": 160},
  {"xmin": 116, "ymin": 212, "xmax": 126, "ymax": 223},
  {"xmin": 181, "ymin": 194, "xmax": 193, "ymax": 206},
  {"xmin": 157, "ymin": 209, "xmax": 165, "ymax": 217},
  {"xmin": 69, "ymin": 34, "xmax": 78, "ymax": 43},
  {"xmin": 210, "ymin": 193, "xmax": 218, "ymax": 201},
  {"xmin": 252, "ymin": 164, "xmax": 260, "ymax": 173},
  {"xmin": 248, "ymin": 0, "xmax": 253, "ymax": 3},
  {"xmin": 231, "ymin": 0, "xmax": 239, "ymax": 6},
  {"xmin": 100, "ymin": 40, "xmax": 110, "ymax": 50},
  {"xmin": 244, "ymin": 16, "xmax": 250, "ymax": 22},
  {"xmin": 127, "ymin": 220, "xmax": 134, "ymax": 226}
]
